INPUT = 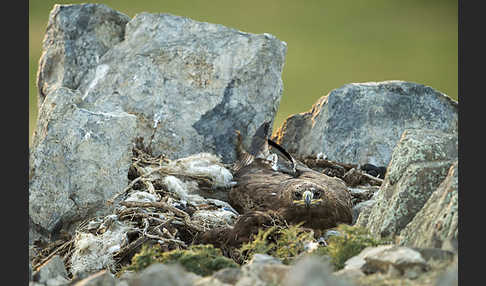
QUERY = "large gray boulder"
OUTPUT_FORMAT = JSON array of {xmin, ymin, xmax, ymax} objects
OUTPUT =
[
  {"xmin": 31, "ymin": 3, "xmax": 286, "ymax": 242},
  {"xmin": 356, "ymin": 129, "xmax": 458, "ymax": 238},
  {"xmin": 37, "ymin": 4, "xmax": 130, "ymax": 107},
  {"xmin": 399, "ymin": 161, "xmax": 458, "ymax": 249},
  {"xmin": 37, "ymin": 3, "xmax": 286, "ymax": 163},
  {"xmin": 273, "ymin": 81, "xmax": 458, "ymax": 166},
  {"xmin": 73, "ymin": 9, "xmax": 286, "ymax": 163},
  {"xmin": 29, "ymin": 87, "xmax": 137, "ymax": 239}
]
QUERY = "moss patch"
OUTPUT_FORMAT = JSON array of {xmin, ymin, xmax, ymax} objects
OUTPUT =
[
  {"xmin": 124, "ymin": 244, "xmax": 238, "ymax": 276},
  {"xmin": 239, "ymin": 223, "xmax": 314, "ymax": 265}
]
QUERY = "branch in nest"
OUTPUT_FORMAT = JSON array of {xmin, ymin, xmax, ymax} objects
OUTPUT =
[
  {"xmin": 360, "ymin": 171, "xmax": 384, "ymax": 184},
  {"xmin": 32, "ymin": 239, "xmax": 73, "ymax": 272},
  {"xmin": 301, "ymin": 157, "xmax": 358, "ymax": 171},
  {"xmin": 113, "ymin": 236, "xmax": 149, "ymax": 263},
  {"xmin": 107, "ymin": 166, "xmax": 166, "ymax": 205},
  {"xmin": 119, "ymin": 201, "xmax": 205, "ymax": 232}
]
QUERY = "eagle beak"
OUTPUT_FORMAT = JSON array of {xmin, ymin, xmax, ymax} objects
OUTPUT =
[{"xmin": 303, "ymin": 190, "xmax": 313, "ymax": 208}]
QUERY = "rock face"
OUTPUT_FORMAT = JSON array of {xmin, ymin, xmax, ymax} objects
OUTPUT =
[
  {"xmin": 56, "ymin": 7, "xmax": 286, "ymax": 163},
  {"xmin": 356, "ymin": 129, "xmax": 458, "ymax": 238},
  {"xmin": 273, "ymin": 81, "xmax": 458, "ymax": 166},
  {"xmin": 31, "ymin": 3, "xmax": 286, "ymax": 243},
  {"xmin": 29, "ymin": 88, "xmax": 137, "ymax": 239},
  {"xmin": 399, "ymin": 161, "xmax": 458, "ymax": 249},
  {"xmin": 37, "ymin": 4, "xmax": 130, "ymax": 107}
]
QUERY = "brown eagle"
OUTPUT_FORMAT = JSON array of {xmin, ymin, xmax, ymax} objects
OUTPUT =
[{"xmin": 198, "ymin": 122, "xmax": 353, "ymax": 248}]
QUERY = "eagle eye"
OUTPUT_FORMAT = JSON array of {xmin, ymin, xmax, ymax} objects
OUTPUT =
[{"xmin": 294, "ymin": 192, "xmax": 302, "ymax": 200}]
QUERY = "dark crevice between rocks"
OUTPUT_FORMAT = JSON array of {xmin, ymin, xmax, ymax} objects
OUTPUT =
[{"xmin": 193, "ymin": 78, "xmax": 258, "ymax": 163}]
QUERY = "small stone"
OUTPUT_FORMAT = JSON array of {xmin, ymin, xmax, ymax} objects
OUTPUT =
[
  {"xmin": 194, "ymin": 277, "xmax": 232, "ymax": 286},
  {"xmin": 283, "ymin": 256, "xmax": 355, "ymax": 286},
  {"xmin": 72, "ymin": 270, "xmax": 116, "ymax": 286},
  {"xmin": 362, "ymin": 246, "xmax": 428, "ymax": 277},
  {"xmin": 211, "ymin": 267, "xmax": 242, "ymax": 285},
  {"xmin": 128, "ymin": 263, "xmax": 194, "ymax": 286},
  {"xmin": 45, "ymin": 275, "xmax": 70, "ymax": 286},
  {"xmin": 334, "ymin": 268, "xmax": 365, "ymax": 280},
  {"xmin": 258, "ymin": 264, "xmax": 290, "ymax": 285},
  {"xmin": 343, "ymin": 245, "xmax": 394, "ymax": 272},
  {"xmin": 32, "ymin": 255, "xmax": 68, "ymax": 284},
  {"xmin": 249, "ymin": 254, "xmax": 282, "ymax": 265}
]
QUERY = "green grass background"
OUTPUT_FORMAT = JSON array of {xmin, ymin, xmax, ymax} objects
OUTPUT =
[{"xmin": 29, "ymin": 0, "xmax": 457, "ymax": 145}]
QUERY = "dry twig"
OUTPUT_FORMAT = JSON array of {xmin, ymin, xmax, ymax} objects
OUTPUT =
[{"xmin": 120, "ymin": 201, "xmax": 206, "ymax": 232}]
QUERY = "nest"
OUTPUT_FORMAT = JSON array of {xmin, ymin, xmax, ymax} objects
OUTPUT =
[{"xmin": 31, "ymin": 137, "xmax": 385, "ymax": 278}]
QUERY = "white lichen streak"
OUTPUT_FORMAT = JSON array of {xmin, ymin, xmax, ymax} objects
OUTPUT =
[
  {"xmin": 153, "ymin": 113, "xmax": 162, "ymax": 128},
  {"xmin": 82, "ymin": 64, "xmax": 110, "ymax": 101}
]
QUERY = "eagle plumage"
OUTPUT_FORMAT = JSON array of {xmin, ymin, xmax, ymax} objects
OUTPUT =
[
  {"xmin": 229, "ymin": 156, "xmax": 353, "ymax": 231},
  {"xmin": 199, "ymin": 121, "xmax": 353, "ymax": 247}
]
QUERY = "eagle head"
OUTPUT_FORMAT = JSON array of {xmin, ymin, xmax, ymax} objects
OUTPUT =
[{"xmin": 292, "ymin": 185, "xmax": 323, "ymax": 208}]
